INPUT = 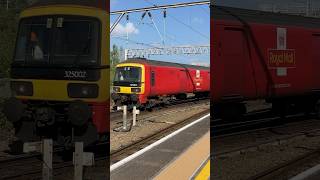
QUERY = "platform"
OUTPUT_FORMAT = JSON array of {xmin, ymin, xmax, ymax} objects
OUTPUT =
[
  {"xmin": 290, "ymin": 164, "xmax": 320, "ymax": 180},
  {"xmin": 110, "ymin": 114, "xmax": 210, "ymax": 180}
]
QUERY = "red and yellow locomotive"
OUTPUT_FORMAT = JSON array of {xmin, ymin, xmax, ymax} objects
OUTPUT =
[{"xmin": 112, "ymin": 59, "xmax": 210, "ymax": 109}]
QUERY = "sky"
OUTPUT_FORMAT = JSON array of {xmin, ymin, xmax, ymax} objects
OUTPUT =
[
  {"xmin": 110, "ymin": 0, "xmax": 210, "ymax": 66},
  {"xmin": 215, "ymin": 0, "xmax": 320, "ymax": 11}
]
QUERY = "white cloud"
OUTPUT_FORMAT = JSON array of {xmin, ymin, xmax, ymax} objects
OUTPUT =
[
  {"xmin": 192, "ymin": 17, "xmax": 204, "ymax": 24},
  {"xmin": 111, "ymin": 0, "xmax": 118, "ymax": 7},
  {"xmin": 112, "ymin": 22, "xmax": 139, "ymax": 36},
  {"xmin": 191, "ymin": 62, "xmax": 210, "ymax": 67}
]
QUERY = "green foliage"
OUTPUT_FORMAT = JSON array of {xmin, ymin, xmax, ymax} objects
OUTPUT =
[
  {"xmin": 0, "ymin": 99, "xmax": 13, "ymax": 130},
  {"xmin": 0, "ymin": 10, "xmax": 18, "ymax": 77},
  {"xmin": 0, "ymin": 0, "xmax": 30, "ymax": 77},
  {"xmin": 110, "ymin": 44, "xmax": 123, "ymax": 85}
]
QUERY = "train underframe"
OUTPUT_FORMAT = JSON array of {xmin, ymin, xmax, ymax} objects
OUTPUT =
[
  {"xmin": 111, "ymin": 91, "xmax": 210, "ymax": 110},
  {"xmin": 212, "ymin": 94, "xmax": 320, "ymax": 120},
  {"xmin": 3, "ymin": 98, "xmax": 108, "ymax": 152}
]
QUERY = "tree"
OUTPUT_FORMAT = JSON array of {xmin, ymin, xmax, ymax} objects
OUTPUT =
[
  {"xmin": 0, "ymin": 9, "xmax": 18, "ymax": 77},
  {"xmin": 0, "ymin": 0, "xmax": 31, "ymax": 77},
  {"xmin": 110, "ymin": 44, "xmax": 122, "ymax": 83}
]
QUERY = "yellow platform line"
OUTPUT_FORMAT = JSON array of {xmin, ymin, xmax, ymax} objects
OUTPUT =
[
  {"xmin": 153, "ymin": 131, "xmax": 210, "ymax": 180},
  {"xmin": 195, "ymin": 160, "xmax": 210, "ymax": 180}
]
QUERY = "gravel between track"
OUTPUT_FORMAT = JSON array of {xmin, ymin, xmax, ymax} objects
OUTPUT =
[
  {"xmin": 110, "ymin": 101, "xmax": 210, "ymax": 152},
  {"xmin": 212, "ymin": 118, "xmax": 320, "ymax": 180}
]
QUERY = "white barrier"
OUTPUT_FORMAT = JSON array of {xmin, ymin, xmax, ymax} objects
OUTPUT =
[
  {"xmin": 23, "ymin": 139, "xmax": 53, "ymax": 180},
  {"xmin": 23, "ymin": 140, "xmax": 95, "ymax": 180}
]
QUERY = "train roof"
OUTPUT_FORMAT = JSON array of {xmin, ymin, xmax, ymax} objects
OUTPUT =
[
  {"xmin": 211, "ymin": 5, "xmax": 320, "ymax": 28},
  {"xmin": 120, "ymin": 58, "xmax": 210, "ymax": 70},
  {"xmin": 29, "ymin": 0, "xmax": 108, "ymax": 10}
]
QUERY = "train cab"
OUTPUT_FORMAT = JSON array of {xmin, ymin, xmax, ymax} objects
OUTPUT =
[{"xmin": 112, "ymin": 62, "xmax": 146, "ymax": 108}]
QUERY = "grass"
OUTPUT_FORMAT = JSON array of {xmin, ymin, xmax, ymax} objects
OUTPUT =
[{"xmin": 0, "ymin": 98, "xmax": 13, "ymax": 130}]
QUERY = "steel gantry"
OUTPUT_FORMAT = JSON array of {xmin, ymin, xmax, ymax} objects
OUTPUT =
[{"xmin": 124, "ymin": 45, "xmax": 210, "ymax": 60}]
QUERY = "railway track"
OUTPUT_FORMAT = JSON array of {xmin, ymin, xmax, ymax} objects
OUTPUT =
[
  {"xmin": 110, "ymin": 97, "xmax": 210, "ymax": 121},
  {"xmin": 213, "ymin": 121, "xmax": 320, "ymax": 157},
  {"xmin": 110, "ymin": 109, "xmax": 210, "ymax": 164},
  {"xmin": 212, "ymin": 108, "xmax": 315, "ymax": 137},
  {"xmin": 247, "ymin": 146, "xmax": 320, "ymax": 180},
  {"xmin": 212, "ymin": 113, "xmax": 320, "ymax": 180},
  {"xmin": 111, "ymin": 99, "xmax": 209, "ymax": 129},
  {"xmin": 0, "ymin": 143, "xmax": 108, "ymax": 179}
]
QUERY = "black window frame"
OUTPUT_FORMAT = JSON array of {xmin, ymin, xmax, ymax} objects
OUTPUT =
[{"xmin": 12, "ymin": 15, "xmax": 102, "ymax": 68}]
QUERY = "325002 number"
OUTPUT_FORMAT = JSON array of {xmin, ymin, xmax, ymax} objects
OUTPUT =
[{"xmin": 64, "ymin": 71, "xmax": 87, "ymax": 78}]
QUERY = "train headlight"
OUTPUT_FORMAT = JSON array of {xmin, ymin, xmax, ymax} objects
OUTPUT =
[
  {"xmin": 131, "ymin": 88, "xmax": 141, "ymax": 93},
  {"xmin": 113, "ymin": 87, "xmax": 120, "ymax": 92},
  {"xmin": 67, "ymin": 84, "xmax": 98, "ymax": 98},
  {"xmin": 11, "ymin": 81, "xmax": 33, "ymax": 96}
]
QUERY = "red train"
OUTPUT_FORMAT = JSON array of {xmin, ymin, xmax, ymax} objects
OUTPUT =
[
  {"xmin": 211, "ymin": 6, "xmax": 320, "ymax": 118},
  {"xmin": 112, "ymin": 59, "xmax": 210, "ymax": 109}
]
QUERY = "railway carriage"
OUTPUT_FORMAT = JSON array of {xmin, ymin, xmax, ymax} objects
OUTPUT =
[
  {"xmin": 211, "ymin": 6, "xmax": 320, "ymax": 118},
  {"xmin": 2, "ymin": 0, "xmax": 110, "ymax": 149},
  {"xmin": 112, "ymin": 59, "xmax": 210, "ymax": 109}
]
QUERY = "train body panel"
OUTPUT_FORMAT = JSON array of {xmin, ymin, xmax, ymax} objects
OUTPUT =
[{"xmin": 211, "ymin": 6, "xmax": 320, "ymax": 104}]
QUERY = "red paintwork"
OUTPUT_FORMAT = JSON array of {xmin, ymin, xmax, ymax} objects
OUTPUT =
[
  {"xmin": 211, "ymin": 18, "xmax": 320, "ymax": 103},
  {"xmin": 135, "ymin": 61, "xmax": 210, "ymax": 104},
  {"xmin": 90, "ymin": 101, "xmax": 109, "ymax": 133}
]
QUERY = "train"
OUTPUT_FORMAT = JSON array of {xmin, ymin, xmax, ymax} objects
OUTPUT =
[
  {"xmin": 2, "ymin": 0, "xmax": 110, "ymax": 149},
  {"xmin": 211, "ymin": 6, "xmax": 320, "ymax": 119},
  {"xmin": 111, "ymin": 58, "xmax": 210, "ymax": 110}
]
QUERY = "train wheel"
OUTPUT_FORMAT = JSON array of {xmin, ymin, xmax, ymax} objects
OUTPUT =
[
  {"xmin": 15, "ymin": 121, "xmax": 40, "ymax": 142},
  {"xmin": 272, "ymin": 101, "xmax": 287, "ymax": 118},
  {"xmin": 8, "ymin": 121, "xmax": 41, "ymax": 154},
  {"xmin": 74, "ymin": 122, "xmax": 98, "ymax": 147},
  {"xmin": 214, "ymin": 103, "xmax": 246, "ymax": 121},
  {"xmin": 315, "ymin": 101, "xmax": 320, "ymax": 119},
  {"xmin": 57, "ymin": 122, "xmax": 98, "ymax": 149}
]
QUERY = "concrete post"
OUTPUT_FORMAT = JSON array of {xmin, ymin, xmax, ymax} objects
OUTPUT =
[
  {"xmin": 132, "ymin": 106, "xmax": 140, "ymax": 127},
  {"xmin": 73, "ymin": 142, "xmax": 94, "ymax": 180},
  {"xmin": 122, "ymin": 105, "xmax": 127, "ymax": 130},
  {"xmin": 42, "ymin": 139, "xmax": 53, "ymax": 180}
]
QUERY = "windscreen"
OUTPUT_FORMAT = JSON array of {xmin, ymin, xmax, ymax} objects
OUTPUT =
[
  {"xmin": 14, "ymin": 16, "xmax": 100, "ymax": 66},
  {"xmin": 114, "ymin": 67, "xmax": 142, "ymax": 83}
]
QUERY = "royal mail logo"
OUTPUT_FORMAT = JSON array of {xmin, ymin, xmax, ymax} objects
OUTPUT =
[{"xmin": 268, "ymin": 49, "xmax": 295, "ymax": 67}]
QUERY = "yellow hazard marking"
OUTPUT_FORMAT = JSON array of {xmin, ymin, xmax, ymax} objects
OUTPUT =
[{"xmin": 195, "ymin": 160, "xmax": 210, "ymax": 180}]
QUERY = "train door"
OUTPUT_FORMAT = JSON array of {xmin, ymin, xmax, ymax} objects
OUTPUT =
[
  {"xmin": 180, "ymin": 68, "xmax": 189, "ymax": 92},
  {"xmin": 221, "ymin": 27, "xmax": 247, "ymax": 97},
  {"xmin": 312, "ymin": 34, "xmax": 320, "ymax": 89},
  {"xmin": 150, "ymin": 68, "xmax": 156, "ymax": 95}
]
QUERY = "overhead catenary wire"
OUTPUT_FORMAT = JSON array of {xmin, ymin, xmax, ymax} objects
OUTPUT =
[
  {"xmin": 110, "ymin": 1, "xmax": 210, "ymax": 15},
  {"xmin": 113, "ymin": 36, "xmax": 162, "ymax": 49},
  {"xmin": 142, "ymin": 0, "xmax": 209, "ymax": 40},
  {"xmin": 111, "ymin": 1, "xmax": 210, "ymax": 60}
]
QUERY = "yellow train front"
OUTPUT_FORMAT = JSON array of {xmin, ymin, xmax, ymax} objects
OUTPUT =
[
  {"xmin": 2, "ymin": 1, "xmax": 109, "ymax": 149},
  {"xmin": 111, "ymin": 61, "xmax": 146, "ymax": 109}
]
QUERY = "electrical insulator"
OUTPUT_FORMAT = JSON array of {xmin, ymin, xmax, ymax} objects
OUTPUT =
[{"xmin": 141, "ymin": 11, "xmax": 147, "ymax": 19}]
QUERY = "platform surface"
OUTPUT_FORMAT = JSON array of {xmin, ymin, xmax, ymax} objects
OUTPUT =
[
  {"xmin": 110, "ymin": 115, "xmax": 210, "ymax": 180},
  {"xmin": 290, "ymin": 164, "xmax": 320, "ymax": 180}
]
